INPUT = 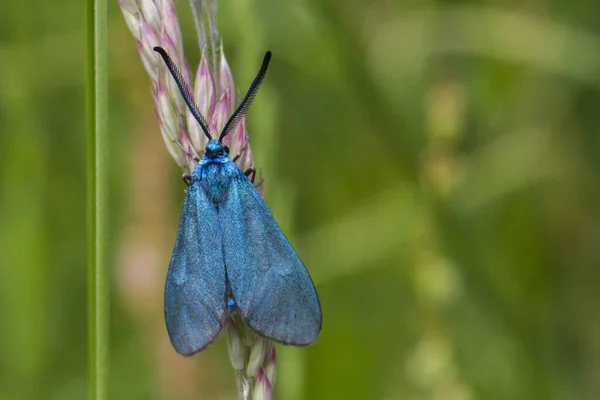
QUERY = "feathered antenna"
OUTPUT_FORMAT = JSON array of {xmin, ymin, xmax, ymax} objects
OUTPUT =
[
  {"xmin": 154, "ymin": 46, "xmax": 212, "ymax": 140},
  {"xmin": 219, "ymin": 51, "xmax": 271, "ymax": 141}
]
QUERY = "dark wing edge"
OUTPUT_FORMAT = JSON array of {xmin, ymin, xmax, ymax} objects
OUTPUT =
[
  {"xmin": 164, "ymin": 185, "xmax": 226, "ymax": 355},
  {"xmin": 220, "ymin": 170, "xmax": 322, "ymax": 346}
]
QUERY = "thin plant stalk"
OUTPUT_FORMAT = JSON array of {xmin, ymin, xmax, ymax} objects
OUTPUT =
[{"xmin": 87, "ymin": 0, "xmax": 109, "ymax": 398}]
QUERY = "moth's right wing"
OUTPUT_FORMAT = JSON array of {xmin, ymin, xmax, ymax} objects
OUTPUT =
[
  {"xmin": 164, "ymin": 184, "xmax": 226, "ymax": 355},
  {"xmin": 220, "ymin": 170, "xmax": 322, "ymax": 346}
]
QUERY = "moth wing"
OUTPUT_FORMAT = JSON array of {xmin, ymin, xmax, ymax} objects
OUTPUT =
[
  {"xmin": 220, "ymin": 171, "xmax": 322, "ymax": 345},
  {"xmin": 165, "ymin": 184, "xmax": 226, "ymax": 355}
]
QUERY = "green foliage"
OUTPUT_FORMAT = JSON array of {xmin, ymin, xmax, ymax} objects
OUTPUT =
[{"xmin": 1, "ymin": 1, "xmax": 600, "ymax": 399}]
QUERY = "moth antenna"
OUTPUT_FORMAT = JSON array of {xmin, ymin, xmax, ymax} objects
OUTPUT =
[
  {"xmin": 219, "ymin": 51, "xmax": 271, "ymax": 141},
  {"xmin": 153, "ymin": 46, "xmax": 212, "ymax": 140}
]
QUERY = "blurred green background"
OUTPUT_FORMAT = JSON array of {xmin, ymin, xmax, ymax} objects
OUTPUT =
[{"xmin": 2, "ymin": 0, "xmax": 600, "ymax": 399}]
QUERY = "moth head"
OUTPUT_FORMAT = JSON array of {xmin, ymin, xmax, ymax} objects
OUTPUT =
[{"xmin": 204, "ymin": 140, "xmax": 228, "ymax": 159}]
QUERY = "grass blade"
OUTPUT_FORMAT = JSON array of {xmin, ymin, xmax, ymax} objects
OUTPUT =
[{"xmin": 87, "ymin": 0, "xmax": 108, "ymax": 397}]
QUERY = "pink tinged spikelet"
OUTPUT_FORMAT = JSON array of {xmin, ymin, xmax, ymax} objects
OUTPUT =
[
  {"xmin": 155, "ymin": 80, "xmax": 178, "ymax": 139},
  {"xmin": 155, "ymin": 79, "xmax": 185, "ymax": 164},
  {"xmin": 225, "ymin": 323, "xmax": 247, "ymax": 370},
  {"xmin": 159, "ymin": 23, "xmax": 182, "ymax": 68},
  {"xmin": 161, "ymin": 0, "xmax": 183, "ymax": 62},
  {"xmin": 194, "ymin": 55, "xmax": 216, "ymax": 119},
  {"xmin": 264, "ymin": 347, "xmax": 276, "ymax": 386},
  {"xmin": 119, "ymin": 0, "xmax": 141, "ymax": 41},
  {"xmin": 160, "ymin": 33, "xmax": 185, "ymax": 115},
  {"xmin": 179, "ymin": 125, "xmax": 198, "ymax": 174},
  {"xmin": 181, "ymin": 60, "xmax": 196, "ymax": 87},
  {"xmin": 182, "ymin": 62, "xmax": 194, "ymax": 130},
  {"xmin": 246, "ymin": 338, "xmax": 268, "ymax": 379},
  {"xmin": 210, "ymin": 92, "xmax": 231, "ymax": 145},
  {"xmin": 228, "ymin": 115, "xmax": 247, "ymax": 161},
  {"xmin": 160, "ymin": 126, "xmax": 186, "ymax": 167},
  {"xmin": 253, "ymin": 368, "xmax": 272, "ymax": 400},
  {"xmin": 139, "ymin": 0, "xmax": 160, "ymax": 31},
  {"xmin": 137, "ymin": 42, "xmax": 157, "ymax": 83},
  {"xmin": 238, "ymin": 142, "xmax": 255, "ymax": 174},
  {"xmin": 159, "ymin": 30, "xmax": 179, "ymax": 66},
  {"xmin": 154, "ymin": 106, "xmax": 186, "ymax": 167},
  {"xmin": 219, "ymin": 49, "xmax": 236, "ymax": 111},
  {"xmin": 119, "ymin": 0, "xmax": 137, "ymax": 15},
  {"xmin": 138, "ymin": 19, "xmax": 160, "ymax": 81},
  {"xmin": 188, "ymin": 54, "xmax": 216, "ymax": 152},
  {"xmin": 183, "ymin": 60, "xmax": 192, "ymax": 88}
]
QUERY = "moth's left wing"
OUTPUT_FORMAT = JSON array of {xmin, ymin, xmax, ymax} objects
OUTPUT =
[
  {"xmin": 220, "ymin": 169, "xmax": 322, "ymax": 346},
  {"xmin": 165, "ymin": 184, "xmax": 226, "ymax": 355}
]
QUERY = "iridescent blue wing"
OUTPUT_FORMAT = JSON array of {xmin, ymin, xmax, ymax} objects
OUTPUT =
[
  {"xmin": 220, "ymin": 168, "xmax": 322, "ymax": 345},
  {"xmin": 165, "ymin": 183, "xmax": 226, "ymax": 355}
]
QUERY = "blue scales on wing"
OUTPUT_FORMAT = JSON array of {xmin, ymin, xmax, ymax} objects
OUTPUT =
[
  {"xmin": 164, "ymin": 183, "xmax": 226, "ymax": 355},
  {"xmin": 220, "ymin": 169, "xmax": 322, "ymax": 346}
]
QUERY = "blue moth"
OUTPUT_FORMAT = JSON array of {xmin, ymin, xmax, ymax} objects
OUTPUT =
[{"xmin": 153, "ymin": 47, "xmax": 322, "ymax": 355}]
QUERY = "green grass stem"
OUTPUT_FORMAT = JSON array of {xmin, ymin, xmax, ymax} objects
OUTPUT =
[{"xmin": 87, "ymin": 0, "xmax": 108, "ymax": 398}]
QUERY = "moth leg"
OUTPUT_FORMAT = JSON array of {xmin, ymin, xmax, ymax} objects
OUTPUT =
[
  {"xmin": 244, "ymin": 167, "xmax": 256, "ymax": 183},
  {"xmin": 194, "ymin": 156, "xmax": 201, "ymax": 162},
  {"xmin": 232, "ymin": 143, "xmax": 249, "ymax": 163},
  {"xmin": 254, "ymin": 176, "xmax": 264, "ymax": 189},
  {"xmin": 182, "ymin": 174, "xmax": 192, "ymax": 187}
]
